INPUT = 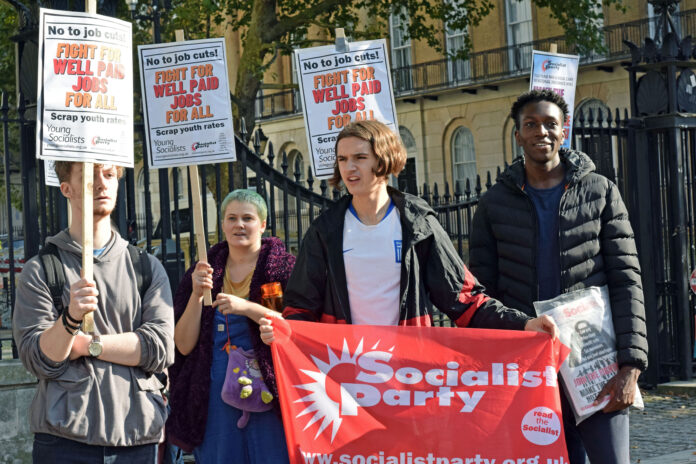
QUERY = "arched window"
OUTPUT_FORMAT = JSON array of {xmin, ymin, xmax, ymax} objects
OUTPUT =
[
  {"xmin": 509, "ymin": 123, "xmax": 525, "ymax": 160},
  {"xmin": 398, "ymin": 127, "xmax": 418, "ymax": 194},
  {"xmin": 288, "ymin": 150, "xmax": 305, "ymax": 183},
  {"xmin": 576, "ymin": 98, "xmax": 611, "ymax": 126},
  {"xmin": 451, "ymin": 127, "xmax": 477, "ymax": 193}
]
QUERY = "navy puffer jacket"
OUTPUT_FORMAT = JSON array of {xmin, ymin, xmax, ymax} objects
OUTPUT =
[{"xmin": 469, "ymin": 149, "xmax": 648, "ymax": 371}]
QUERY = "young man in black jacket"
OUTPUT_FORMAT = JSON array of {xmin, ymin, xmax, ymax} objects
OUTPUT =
[{"xmin": 470, "ymin": 90, "xmax": 648, "ymax": 464}]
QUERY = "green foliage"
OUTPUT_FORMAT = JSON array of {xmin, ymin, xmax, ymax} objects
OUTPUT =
[
  {"xmin": 533, "ymin": 0, "xmax": 626, "ymax": 55},
  {"xmin": 0, "ymin": 2, "xmax": 17, "ymax": 97}
]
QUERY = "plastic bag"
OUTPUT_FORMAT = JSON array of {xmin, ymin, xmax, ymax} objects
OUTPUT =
[{"xmin": 534, "ymin": 286, "xmax": 643, "ymax": 424}]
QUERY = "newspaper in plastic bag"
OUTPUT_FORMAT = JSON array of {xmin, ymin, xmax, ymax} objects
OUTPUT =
[{"xmin": 534, "ymin": 286, "xmax": 643, "ymax": 424}]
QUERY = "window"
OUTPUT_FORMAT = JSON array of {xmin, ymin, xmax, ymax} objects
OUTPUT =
[
  {"xmin": 505, "ymin": 0, "xmax": 533, "ymax": 72},
  {"xmin": 290, "ymin": 34, "xmax": 304, "ymax": 112},
  {"xmin": 445, "ymin": 1, "xmax": 471, "ymax": 83},
  {"xmin": 390, "ymin": 8, "xmax": 413, "ymax": 91},
  {"xmin": 170, "ymin": 167, "xmax": 185, "ymax": 200},
  {"xmin": 576, "ymin": 98, "xmax": 610, "ymax": 126},
  {"xmin": 648, "ymin": 3, "xmax": 680, "ymax": 44},
  {"xmin": 509, "ymin": 123, "xmax": 525, "ymax": 160},
  {"xmin": 397, "ymin": 127, "xmax": 418, "ymax": 194},
  {"xmin": 288, "ymin": 150, "xmax": 305, "ymax": 183},
  {"xmin": 451, "ymin": 127, "xmax": 477, "ymax": 193}
]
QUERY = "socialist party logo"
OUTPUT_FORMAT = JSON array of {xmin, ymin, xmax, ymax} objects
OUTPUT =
[
  {"xmin": 294, "ymin": 338, "xmax": 558, "ymax": 443},
  {"xmin": 191, "ymin": 141, "xmax": 216, "ymax": 151},
  {"xmin": 541, "ymin": 59, "xmax": 567, "ymax": 72}
]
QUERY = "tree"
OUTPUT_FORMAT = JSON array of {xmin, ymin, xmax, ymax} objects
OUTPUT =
[{"xmin": 158, "ymin": 0, "xmax": 625, "ymax": 139}]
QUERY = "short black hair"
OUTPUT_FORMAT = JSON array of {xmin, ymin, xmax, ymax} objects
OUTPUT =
[{"xmin": 510, "ymin": 90, "xmax": 569, "ymax": 130}]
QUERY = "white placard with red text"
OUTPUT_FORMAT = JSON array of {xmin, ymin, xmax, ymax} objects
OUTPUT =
[
  {"xmin": 295, "ymin": 39, "xmax": 398, "ymax": 178},
  {"xmin": 138, "ymin": 38, "xmax": 235, "ymax": 168},
  {"xmin": 36, "ymin": 8, "xmax": 133, "ymax": 167}
]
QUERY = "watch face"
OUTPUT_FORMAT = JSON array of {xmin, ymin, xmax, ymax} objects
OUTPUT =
[{"xmin": 88, "ymin": 340, "xmax": 103, "ymax": 357}]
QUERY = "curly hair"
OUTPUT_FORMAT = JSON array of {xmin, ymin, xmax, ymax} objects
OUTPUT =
[
  {"xmin": 329, "ymin": 120, "xmax": 407, "ymax": 188},
  {"xmin": 510, "ymin": 90, "xmax": 569, "ymax": 130}
]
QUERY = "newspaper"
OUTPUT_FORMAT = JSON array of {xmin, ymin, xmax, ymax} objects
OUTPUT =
[{"xmin": 534, "ymin": 286, "xmax": 643, "ymax": 424}]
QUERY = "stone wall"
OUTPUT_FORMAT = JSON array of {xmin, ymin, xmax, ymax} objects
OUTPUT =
[{"xmin": 0, "ymin": 360, "xmax": 36, "ymax": 464}]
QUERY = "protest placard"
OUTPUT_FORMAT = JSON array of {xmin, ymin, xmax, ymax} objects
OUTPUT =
[
  {"xmin": 139, "ymin": 38, "xmax": 235, "ymax": 168},
  {"xmin": 271, "ymin": 319, "xmax": 570, "ymax": 463},
  {"xmin": 530, "ymin": 50, "xmax": 579, "ymax": 149},
  {"xmin": 534, "ymin": 286, "xmax": 643, "ymax": 424},
  {"xmin": 295, "ymin": 39, "xmax": 398, "ymax": 178},
  {"xmin": 36, "ymin": 8, "xmax": 133, "ymax": 167}
]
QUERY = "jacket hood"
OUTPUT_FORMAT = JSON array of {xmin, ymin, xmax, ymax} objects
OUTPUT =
[
  {"xmin": 46, "ymin": 229, "xmax": 127, "ymax": 263},
  {"xmin": 498, "ymin": 148, "xmax": 596, "ymax": 189}
]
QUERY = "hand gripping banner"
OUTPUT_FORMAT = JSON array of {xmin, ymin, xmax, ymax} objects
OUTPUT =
[{"xmin": 271, "ymin": 320, "xmax": 570, "ymax": 464}]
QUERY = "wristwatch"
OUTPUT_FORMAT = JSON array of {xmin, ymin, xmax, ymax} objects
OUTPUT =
[{"xmin": 87, "ymin": 335, "xmax": 103, "ymax": 357}]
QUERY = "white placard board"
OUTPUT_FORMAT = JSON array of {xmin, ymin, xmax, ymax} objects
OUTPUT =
[
  {"xmin": 294, "ymin": 39, "xmax": 398, "ymax": 178},
  {"xmin": 530, "ymin": 50, "xmax": 580, "ymax": 149},
  {"xmin": 139, "ymin": 38, "xmax": 235, "ymax": 168},
  {"xmin": 36, "ymin": 8, "xmax": 133, "ymax": 167}
]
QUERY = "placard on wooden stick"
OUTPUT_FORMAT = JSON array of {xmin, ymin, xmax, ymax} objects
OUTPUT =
[
  {"xmin": 138, "ymin": 31, "xmax": 234, "ymax": 304},
  {"xmin": 82, "ymin": 0, "xmax": 96, "ymax": 334},
  {"xmin": 174, "ymin": 29, "xmax": 213, "ymax": 306},
  {"xmin": 36, "ymin": 2, "xmax": 134, "ymax": 333}
]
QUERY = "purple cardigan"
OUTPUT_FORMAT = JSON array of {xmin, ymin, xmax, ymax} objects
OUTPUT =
[{"xmin": 166, "ymin": 237, "xmax": 295, "ymax": 452}]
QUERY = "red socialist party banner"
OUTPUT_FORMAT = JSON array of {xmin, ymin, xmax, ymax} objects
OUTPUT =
[{"xmin": 271, "ymin": 319, "xmax": 570, "ymax": 464}]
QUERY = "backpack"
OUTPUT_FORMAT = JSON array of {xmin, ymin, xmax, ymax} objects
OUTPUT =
[{"xmin": 39, "ymin": 242, "xmax": 153, "ymax": 315}]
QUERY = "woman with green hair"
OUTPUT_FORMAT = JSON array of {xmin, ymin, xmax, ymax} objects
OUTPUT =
[{"xmin": 167, "ymin": 189, "xmax": 295, "ymax": 463}]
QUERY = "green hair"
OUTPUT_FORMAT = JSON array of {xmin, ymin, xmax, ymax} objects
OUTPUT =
[{"xmin": 220, "ymin": 189, "xmax": 268, "ymax": 222}]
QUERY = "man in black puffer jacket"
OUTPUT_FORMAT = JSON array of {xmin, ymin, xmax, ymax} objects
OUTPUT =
[{"xmin": 470, "ymin": 90, "xmax": 647, "ymax": 464}]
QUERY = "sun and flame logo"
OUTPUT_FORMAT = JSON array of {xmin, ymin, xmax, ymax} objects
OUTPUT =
[{"xmin": 294, "ymin": 338, "xmax": 394, "ymax": 443}]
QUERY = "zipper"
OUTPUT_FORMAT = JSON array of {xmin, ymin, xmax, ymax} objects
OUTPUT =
[
  {"xmin": 519, "ymin": 183, "xmax": 540, "ymax": 301},
  {"xmin": 557, "ymin": 183, "xmax": 570, "ymax": 293}
]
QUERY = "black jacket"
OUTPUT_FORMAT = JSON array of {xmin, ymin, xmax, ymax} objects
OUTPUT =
[
  {"xmin": 283, "ymin": 187, "xmax": 531, "ymax": 330},
  {"xmin": 469, "ymin": 149, "xmax": 648, "ymax": 370}
]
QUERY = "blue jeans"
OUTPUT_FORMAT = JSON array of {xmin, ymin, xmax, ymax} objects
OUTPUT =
[
  {"xmin": 560, "ymin": 389, "xmax": 630, "ymax": 464},
  {"xmin": 33, "ymin": 433, "xmax": 158, "ymax": 464}
]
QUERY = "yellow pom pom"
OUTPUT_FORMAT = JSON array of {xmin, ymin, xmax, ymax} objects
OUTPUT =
[{"xmin": 261, "ymin": 391, "xmax": 274, "ymax": 404}]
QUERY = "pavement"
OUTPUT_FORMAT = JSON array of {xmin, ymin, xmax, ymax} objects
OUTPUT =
[{"xmin": 630, "ymin": 382, "xmax": 696, "ymax": 463}]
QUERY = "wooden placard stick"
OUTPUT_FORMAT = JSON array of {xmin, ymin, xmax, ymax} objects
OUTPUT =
[
  {"xmin": 174, "ymin": 29, "xmax": 213, "ymax": 306},
  {"xmin": 550, "ymin": 43, "xmax": 558, "ymax": 54},
  {"xmin": 189, "ymin": 165, "xmax": 212, "ymax": 306},
  {"xmin": 82, "ymin": 0, "xmax": 97, "ymax": 334}
]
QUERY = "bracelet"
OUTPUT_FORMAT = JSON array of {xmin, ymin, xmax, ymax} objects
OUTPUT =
[
  {"xmin": 61, "ymin": 310, "xmax": 81, "ymax": 336},
  {"xmin": 63, "ymin": 308, "xmax": 83, "ymax": 325}
]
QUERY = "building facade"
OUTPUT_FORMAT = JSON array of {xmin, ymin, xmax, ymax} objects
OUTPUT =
[{"xmin": 250, "ymin": 0, "xmax": 696, "ymax": 192}]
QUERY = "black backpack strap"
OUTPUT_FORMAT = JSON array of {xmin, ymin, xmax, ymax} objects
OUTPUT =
[
  {"xmin": 38, "ymin": 243, "xmax": 66, "ymax": 314},
  {"xmin": 127, "ymin": 244, "xmax": 153, "ymax": 301}
]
